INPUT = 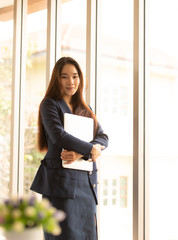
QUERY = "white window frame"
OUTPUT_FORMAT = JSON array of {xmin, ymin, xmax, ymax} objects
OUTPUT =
[
  {"xmin": 133, "ymin": 0, "xmax": 146, "ymax": 239},
  {"xmin": 10, "ymin": 0, "xmax": 147, "ymax": 239}
]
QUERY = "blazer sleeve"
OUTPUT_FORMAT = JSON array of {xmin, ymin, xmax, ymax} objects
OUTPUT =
[
  {"xmin": 40, "ymin": 98, "xmax": 93, "ymax": 158},
  {"xmin": 80, "ymin": 122, "xmax": 109, "ymax": 160},
  {"xmin": 90, "ymin": 122, "xmax": 109, "ymax": 148}
]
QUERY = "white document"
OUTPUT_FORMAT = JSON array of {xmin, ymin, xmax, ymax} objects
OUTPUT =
[{"xmin": 62, "ymin": 113, "xmax": 94, "ymax": 171}]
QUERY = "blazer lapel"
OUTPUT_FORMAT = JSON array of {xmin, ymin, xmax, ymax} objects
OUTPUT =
[{"xmin": 57, "ymin": 99, "xmax": 72, "ymax": 114}]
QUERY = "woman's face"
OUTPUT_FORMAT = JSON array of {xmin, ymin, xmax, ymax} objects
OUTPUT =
[{"xmin": 60, "ymin": 64, "xmax": 80, "ymax": 100}]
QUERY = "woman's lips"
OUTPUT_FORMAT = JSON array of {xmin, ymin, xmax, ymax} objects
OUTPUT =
[{"xmin": 66, "ymin": 87, "xmax": 75, "ymax": 90}]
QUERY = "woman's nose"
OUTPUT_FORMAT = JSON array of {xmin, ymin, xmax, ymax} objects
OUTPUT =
[{"xmin": 69, "ymin": 77, "xmax": 74, "ymax": 84}]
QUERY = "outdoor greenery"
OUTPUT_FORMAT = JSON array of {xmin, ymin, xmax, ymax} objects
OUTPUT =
[
  {"xmin": 0, "ymin": 43, "xmax": 45, "ymax": 198},
  {"xmin": 0, "ymin": 61, "xmax": 11, "ymax": 154},
  {"xmin": 24, "ymin": 125, "xmax": 45, "ymax": 193},
  {"xmin": 0, "ymin": 54, "xmax": 12, "ymax": 199}
]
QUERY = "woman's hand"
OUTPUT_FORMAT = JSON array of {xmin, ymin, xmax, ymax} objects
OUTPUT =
[
  {"xmin": 91, "ymin": 144, "xmax": 105, "ymax": 162},
  {"xmin": 61, "ymin": 150, "xmax": 83, "ymax": 164}
]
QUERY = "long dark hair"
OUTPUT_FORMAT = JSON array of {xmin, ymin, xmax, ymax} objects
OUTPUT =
[{"xmin": 38, "ymin": 56, "xmax": 97, "ymax": 151}]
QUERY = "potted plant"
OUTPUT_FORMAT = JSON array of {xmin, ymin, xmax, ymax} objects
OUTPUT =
[{"xmin": 0, "ymin": 195, "xmax": 65, "ymax": 240}]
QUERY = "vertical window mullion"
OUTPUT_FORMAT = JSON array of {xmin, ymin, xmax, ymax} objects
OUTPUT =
[
  {"xmin": 133, "ymin": 0, "xmax": 145, "ymax": 239},
  {"xmin": 10, "ymin": 0, "xmax": 23, "ymax": 198},
  {"xmin": 56, "ymin": 0, "xmax": 62, "ymax": 61},
  {"xmin": 18, "ymin": 0, "xmax": 27, "ymax": 196},
  {"xmin": 86, "ymin": 0, "xmax": 99, "ymax": 236},
  {"xmin": 86, "ymin": 0, "xmax": 97, "ymax": 111},
  {"xmin": 145, "ymin": 0, "xmax": 150, "ymax": 238},
  {"xmin": 11, "ymin": 0, "xmax": 27, "ymax": 197},
  {"xmin": 46, "ymin": 0, "xmax": 57, "ymax": 87}
]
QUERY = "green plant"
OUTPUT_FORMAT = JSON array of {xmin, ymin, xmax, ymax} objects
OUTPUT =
[{"xmin": 0, "ymin": 196, "xmax": 65, "ymax": 235}]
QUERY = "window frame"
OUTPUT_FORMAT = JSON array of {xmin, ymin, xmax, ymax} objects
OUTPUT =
[{"xmin": 9, "ymin": 0, "xmax": 146, "ymax": 239}]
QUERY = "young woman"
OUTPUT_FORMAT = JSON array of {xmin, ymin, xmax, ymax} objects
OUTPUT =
[{"xmin": 30, "ymin": 57, "xmax": 109, "ymax": 240}]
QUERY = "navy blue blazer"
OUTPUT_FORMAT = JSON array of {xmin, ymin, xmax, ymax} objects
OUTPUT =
[{"xmin": 30, "ymin": 97, "xmax": 109, "ymax": 204}]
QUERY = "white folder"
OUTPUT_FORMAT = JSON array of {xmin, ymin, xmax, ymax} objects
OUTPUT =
[{"xmin": 62, "ymin": 113, "xmax": 94, "ymax": 171}]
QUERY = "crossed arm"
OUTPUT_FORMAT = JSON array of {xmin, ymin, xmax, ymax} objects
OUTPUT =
[
  {"xmin": 61, "ymin": 144, "xmax": 105, "ymax": 164},
  {"xmin": 40, "ymin": 98, "xmax": 108, "ymax": 163}
]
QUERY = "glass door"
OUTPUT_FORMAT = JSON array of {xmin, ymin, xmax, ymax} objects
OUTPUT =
[
  {"xmin": 23, "ymin": 0, "xmax": 47, "ymax": 194},
  {"xmin": 145, "ymin": 0, "xmax": 178, "ymax": 239},
  {"xmin": 97, "ymin": 0, "xmax": 133, "ymax": 239},
  {"xmin": 0, "ymin": 0, "xmax": 14, "ymax": 200}
]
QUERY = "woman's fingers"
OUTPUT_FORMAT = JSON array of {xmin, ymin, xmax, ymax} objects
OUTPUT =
[
  {"xmin": 61, "ymin": 152, "xmax": 74, "ymax": 161},
  {"xmin": 91, "ymin": 144, "xmax": 105, "ymax": 162},
  {"xmin": 61, "ymin": 150, "xmax": 82, "ymax": 163}
]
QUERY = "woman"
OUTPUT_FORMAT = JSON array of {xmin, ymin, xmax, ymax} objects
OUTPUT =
[{"xmin": 30, "ymin": 57, "xmax": 109, "ymax": 240}]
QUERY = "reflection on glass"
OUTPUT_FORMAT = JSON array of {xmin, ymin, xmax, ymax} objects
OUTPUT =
[
  {"xmin": 98, "ymin": 0, "xmax": 133, "ymax": 239},
  {"xmin": 0, "ymin": 0, "xmax": 14, "ymax": 200},
  {"xmin": 146, "ymin": 0, "xmax": 178, "ymax": 239},
  {"xmin": 61, "ymin": 0, "xmax": 87, "ymax": 74},
  {"xmin": 23, "ymin": 0, "xmax": 47, "ymax": 193}
]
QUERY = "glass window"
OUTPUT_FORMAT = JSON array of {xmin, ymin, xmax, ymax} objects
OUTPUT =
[
  {"xmin": 120, "ymin": 176, "xmax": 128, "ymax": 208},
  {"xmin": 0, "ymin": 0, "xmax": 14, "ymax": 200},
  {"xmin": 146, "ymin": 0, "xmax": 178, "ymax": 239},
  {"xmin": 102, "ymin": 179, "xmax": 108, "ymax": 206},
  {"xmin": 97, "ymin": 0, "xmax": 133, "ymax": 239},
  {"xmin": 61, "ymin": 0, "xmax": 87, "ymax": 74},
  {"xmin": 23, "ymin": 0, "xmax": 47, "ymax": 194}
]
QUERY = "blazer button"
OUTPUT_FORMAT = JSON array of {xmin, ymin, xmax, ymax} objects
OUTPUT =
[
  {"xmin": 89, "ymin": 171, "xmax": 92, "ymax": 175},
  {"xmin": 93, "ymin": 184, "xmax": 96, "ymax": 188}
]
